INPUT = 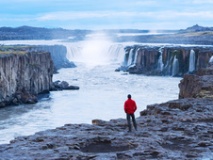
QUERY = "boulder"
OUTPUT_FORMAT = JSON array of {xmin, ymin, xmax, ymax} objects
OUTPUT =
[
  {"xmin": 51, "ymin": 80, "xmax": 80, "ymax": 91},
  {"xmin": 179, "ymin": 64, "xmax": 213, "ymax": 98}
]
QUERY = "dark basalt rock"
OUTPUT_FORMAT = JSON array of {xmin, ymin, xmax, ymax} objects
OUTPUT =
[
  {"xmin": 0, "ymin": 51, "xmax": 54, "ymax": 107},
  {"xmin": 179, "ymin": 64, "xmax": 213, "ymax": 98},
  {"xmin": 118, "ymin": 45, "xmax": 213, "ymax": 76},
  {"xmin": 80, "ymin": 138, "xmax": 137, "ymax": 153},
  {"xmin": 0, "ymin": 46, "xmax": 78, "ymax": 107},
  {"xmin": 13, "ymin": 89, "xmax": 38, "ymax": 104},
  {"xmin": 51, "ymin": 80, "xmax": 80, "ymax": 91}
]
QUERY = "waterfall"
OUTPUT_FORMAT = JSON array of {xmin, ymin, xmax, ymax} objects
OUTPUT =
[
  {"xmin": 172, "ymin": 56, "xmax": 179, "ymax": 76},
  {"xmin": 65, "ymin": 45, "xmax": 82, "ymax": 61},
  {"xmin": 189, "ymin": 49, "xmax": 196, "ymax": 73},
  {"xmin": 132, "ymin": 48, "xmax": 139, "ymax": 65},
  {"xmin": 127, "ymin": 48, "xmax": 134, "ymax": 66},
  {"xmin": 107, "ymin": 44, "xmax": 125, "ymax": 63},
  {"xmin": 209, "ymin": 55, "xmax": 213, "ymax": 64},
  {"xmin": 63, "ymin": 32, "xmax": 127, "ymax": 66},
  {"xmin": 65, "ymin": 42, "xmax": 125, "ymax": 66},
  {"xmin": 157, "ymin": 47, "xmax": 164, "ymax": 71}
]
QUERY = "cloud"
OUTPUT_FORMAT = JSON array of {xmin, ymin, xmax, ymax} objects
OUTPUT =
[
  {"xmin": 0, "ymin": 0, "xmax": 213, "ymax": 29},
  {"xmin": 192, "ymin": 0, "xmax": 213, "ymax": 3},
  {"xmin": 36, "ymin": 10, "xmax": 213, "ymax": 21},
  {"xmin": 37, "ymin": 12, "xmax": 111, "ymax": 21}
]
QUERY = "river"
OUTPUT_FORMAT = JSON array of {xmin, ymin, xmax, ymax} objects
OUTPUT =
[{"xmin": 0, "ymin": 38, "xmax": 181, "ymax": 144}]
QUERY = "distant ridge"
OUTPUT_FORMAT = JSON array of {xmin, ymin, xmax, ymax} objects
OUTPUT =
[
  {"xmin": 1, "ymin": 25, "xmax": 213, "ymax": 45},
  {"xmin": 0, "ymin": 26, "xmax": 91, "ymax": 41},
  {"xmin": 179, "ymin": 24, "xmax": 213, "ymax": 32}
]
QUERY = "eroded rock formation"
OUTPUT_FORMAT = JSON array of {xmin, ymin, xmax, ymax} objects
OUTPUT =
[
  {"xmin": 0, "ymin": 45, "xmax": 79, "ymax": 107},
  {"xmin": 0, "ymin": 51, "xmax": 54, "ymax": 107},
  {"xmin": 119, "ymin": 45, "xmax": 213, "ymax": 76},
  {"xmin": 0, "ymin": 65, "xmax": 212, "ymax": 159},
  {"xmin": 30, "ymin": 45, "xmax": 76, "ymax": 71},
  {"xmin": 179, "ymin": 65, "xmax": 213, "ymax": 98}
]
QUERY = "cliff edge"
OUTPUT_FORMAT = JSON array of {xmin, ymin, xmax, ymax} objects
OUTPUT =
[{"xmin": 0, "ymin": 48, "xmax": 54, "ymax": 107}]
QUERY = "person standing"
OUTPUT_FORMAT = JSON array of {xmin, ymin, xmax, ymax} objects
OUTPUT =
[{"xmin": 124, "ymin": 94, "xmax": 137, "ymax": 132}]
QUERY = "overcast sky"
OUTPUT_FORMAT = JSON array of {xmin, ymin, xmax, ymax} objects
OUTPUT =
[{"xmin": 0, "ymin": 0, "xmax": 213, "ymax": 30}]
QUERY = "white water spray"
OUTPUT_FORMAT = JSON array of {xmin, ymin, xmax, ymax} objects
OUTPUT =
[
  {"xmin": 65, "ymin": 32, "xmax": 124, "ymax": 67},
  {"xmin": 157, "ymin": 47, "xmax": 164, "ymax": 71}
]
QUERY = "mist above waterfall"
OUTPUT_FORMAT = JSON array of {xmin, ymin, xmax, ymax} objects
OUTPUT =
[
  {"xmin": 81, "ymin": 32, "xmax": 112, "ymax": 65},
  {"xmin": 66, "ymin": 32, "xmax": 125, "ymax": 67}
]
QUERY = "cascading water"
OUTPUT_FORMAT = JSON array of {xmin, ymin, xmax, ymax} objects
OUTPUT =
[
  {"xmin": 65, "ymin": 33, "xmax": 125, "ymax": 66},
  {"xmin": 66, "ymin": 45, "xmax": 82, "ymax": 61},
  {"xmin": 157, "ymin": 47, "xmax": 164, "ymax": 71},
  {"xmin": 132, "ymin": 48, "xmax": 139, "ymax": 66},
  {"xmin": 209, "ymin": 55, "xmax": 213, "ymax": 64},
  {"xmin": 172, "ymin": 55, "xmax": 179, "ymax": 76},
  {"xmin": 107, "ymin": 44, "xmax": 125, "ymax": 63},
  {"xmin": 189, "ymin": 49, "xmax": 196, "ymax": 73},
  {"xmin": 127, "ymin": 48, "xmax": 134, "ymax": 66},
  {"xmin": 120, "ymin": 48, "xmax": 139, "ymax": 70}
]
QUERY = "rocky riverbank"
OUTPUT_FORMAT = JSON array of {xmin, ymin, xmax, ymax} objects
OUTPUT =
[{"xmin": 0, "ymin": 69, "xmax": 212, "ymax": 159}]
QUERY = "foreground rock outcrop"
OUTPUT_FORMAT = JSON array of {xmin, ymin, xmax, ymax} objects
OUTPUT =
[
  {"xmin": 0, "ymin": 98, "xmax": 212, "ymax": 160},
  {"xmin": 0, "ymin": 66, "xmax": 212, "ymax": 159}
]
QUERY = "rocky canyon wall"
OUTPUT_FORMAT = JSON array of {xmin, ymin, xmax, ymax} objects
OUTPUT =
[
  {"xmin": 0, "ymin": 51, "xmax": 54, "ymax": 107},
  {"xmin": 119, "ymin": 45, "xmax": 213, "ymax": 76},
  {"xmin": 30, "ymin": 45, "xmax": 76, "ymax": 71}
]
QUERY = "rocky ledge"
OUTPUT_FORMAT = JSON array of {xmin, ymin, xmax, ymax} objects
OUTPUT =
[{"xmin": 0, "ymin": 67, "xmax": 212, "ymax": 160}]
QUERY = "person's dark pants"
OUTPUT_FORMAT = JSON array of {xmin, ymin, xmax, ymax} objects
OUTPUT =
[{"xmin": 126, "ymin": 113, "xmax": 137, "ymax": 132}]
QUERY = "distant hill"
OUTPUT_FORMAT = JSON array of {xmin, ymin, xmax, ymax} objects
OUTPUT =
[
  {"xmin": 0, "ymin": 25, "xmax": 213, "ymax": 45},
  {"xmin": 116, "ymin": 25, "xmax": 213, "ymax": 45},
  {"xmin": 0, "ymin": 26, "xmax": 91, "ymax": 41},
  {"xmin": 179, "ymin": 24, "xmax": 213, "ymax": 33}
]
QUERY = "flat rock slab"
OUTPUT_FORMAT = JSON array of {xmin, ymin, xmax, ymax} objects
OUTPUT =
[{"xmin": 0, "ymin": 98, "xmax": 212, "ymax": 160}]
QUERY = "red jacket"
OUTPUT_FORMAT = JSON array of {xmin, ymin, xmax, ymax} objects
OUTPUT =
[{"xmin": 124, "ymin": 98, "xmax": 137, "ymax": 114}]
